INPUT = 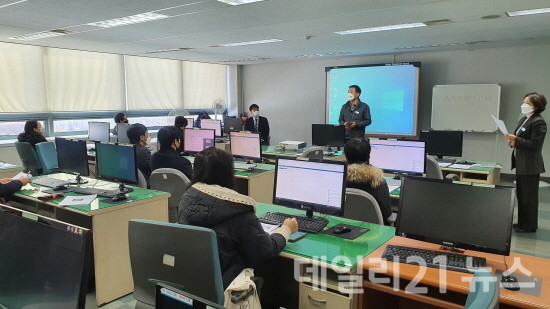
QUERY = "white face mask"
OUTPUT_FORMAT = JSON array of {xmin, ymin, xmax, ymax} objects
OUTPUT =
[
  {"xmin": 521, "ymin": 103, "xmax": 534, "ymax": 115},
  {"xmin": 347, "ymin": 93, "xmax": 354, "ymax": 101},
  {"xmin": 252, "ymin": 111, "xmax": 259, "ymax": 117}
]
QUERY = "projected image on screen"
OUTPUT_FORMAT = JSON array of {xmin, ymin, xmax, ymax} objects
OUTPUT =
[{"xmin": 326, "ymin": 63, "xmax": 420, "ymax": 137}]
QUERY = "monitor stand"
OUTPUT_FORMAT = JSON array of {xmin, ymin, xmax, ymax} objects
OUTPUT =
[
  {"xmin": 439, "ymin": 245, "xmax": 465, "ymax": 254},
  {"xmin": 119, "ymin": 183, "xmax": 134, "ymax": 194},
  {"xmin": 68, "ymin": 173, "xmax": 88, "ymax": 185}
]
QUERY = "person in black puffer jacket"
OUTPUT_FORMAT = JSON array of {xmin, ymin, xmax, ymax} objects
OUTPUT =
[
  {"xmin": 344, "ymin": 138, "xmax": 392, "ymax": 225},
  {"xmin": 178, "ymin": 147, "xmax": 298, "ymax": 288}
]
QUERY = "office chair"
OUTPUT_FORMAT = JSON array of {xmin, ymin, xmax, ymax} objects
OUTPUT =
[
  {"xmin": 465, "ymin": 269, "xmax": 499, "ymax": 309},
  {"xmin": 150, "ymin": 168, "xmax": 191, "ymax": 223},
  {"xmin": 300, "ymin": 146, "xmax": 324, "ymax": 160},
  {"xmin": 35, "ymin": 142, "xmax": 59, "ymax": 175},
  {"xmin": 14, "ymin": 141, "xmax": 43, "ymax": 176},
  {"xmin": 343, "ymin": 188, "xmax": 384, "ymax": 225},
  {"xmin": 426, "ymin": 155, "xmax": 460, "ymax": 182},
  {"xmin": 137, "ymin": 169, "xmax": 148, "ymax": 189},
  {"xmin": 128, "ymin": 220, "xmax": 263, "ymax": 309}
]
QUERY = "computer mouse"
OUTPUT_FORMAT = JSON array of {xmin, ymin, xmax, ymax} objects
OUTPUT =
[
  {"xmin": 111, "ymin": 193, "xmax": 128, "ymax": 202},
  {"xmin": 334, "ymin": 225, "xmax": 352, "ymax": 234},
  {"xmin": 53, "ymin": 185, "xmax": 68, "ymax": 191},
  {"xmin": 501, "ymin": 275, "xmax": 520, "ymax": 291}
]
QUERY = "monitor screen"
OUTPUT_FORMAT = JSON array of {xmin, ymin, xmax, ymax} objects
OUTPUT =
[
  {"xmin": 369, "ymin": 139, "xmax": 426, "ymax": 176},
  {"xmin": 184, "ymin": 129, "xmax": 215, "ymax": 153},
  {"xmin": 0, "ymin": 204, "xmax": 91, "ymax": 309},
  {"xmin": 95, "ymin": 142, "xmax": 138, "ymax": 184},
  {"xmin": 116, "ymin": 123, "xmax": 131, "ymax": 144},
  {"xmin": 224, "ymin": 117, "xmax": 242, "ymax": 134},
  {"xmin": 273, "ymin": 158, "xmax": 347, "ymax": 216},
  {"xmin": 185, "ymin": 116, "xmax": 195, "ymax": 128},
  {"xmin": 88, "ymin": 121, "xmax": 110, "ymax": 142},
  {"xmin": 396, "ymin": 177, "xmax": 515, "ymax": 255},
  {"xmin": 229, "ymin": 131, "xmax": 261, "ymax": 160},
  {"xmin": 312, "ymin": 124, "xmax": 346, "ymax": 147},
  {"xmin": 155, "ymin": 283, "xmax": 225, "ymax": 309},
  {"xmin": 419, "ymin": 130, "xmax": 463, "ymax": 158},
  {"xmin": 200, "ymin": 119, "xmax": 222, "ymax": 137},
  {"xmin": 55, "ymin": 137, "xmax": 89, "ymax": 177}
]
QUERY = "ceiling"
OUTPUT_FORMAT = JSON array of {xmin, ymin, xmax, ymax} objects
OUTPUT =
[{"xmin": 0, "ymin": 0, "xmax": 549, "ymax": 64}]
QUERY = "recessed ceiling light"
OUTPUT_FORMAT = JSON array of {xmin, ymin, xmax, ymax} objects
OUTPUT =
[
  {"xmin": 87, "ymin": 12, "xmax": 169, "ymax": 28},
  {"xmin": 10, "ymin": 30, "xmax": 68, "ymax": 40},
  {"xmin": 219, "ymin": 39, "xmax": 283, "ymax": 47},
  {"xmin": 506, "ymin": 7, "xmax": 550, "ymax": 17},
  {"xmin": 335, "ymin": 23, "xmax": 427, "ymax": 35},
  {"xmin": 217, "ymin": 0, "xmax": 264, "ymax": 6},
  {"xmin": 0, "ymin": 0, "xmax": 27, "ymax": 9}
]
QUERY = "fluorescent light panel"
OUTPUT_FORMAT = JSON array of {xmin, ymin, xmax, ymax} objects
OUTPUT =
[
  {"xmin": 217, "ymin": 0, "xmax": 263, "ymax": 5},
  {"xmin": 220, "ymin": 39, "xmax": 282, "ymax": 47},
  {"xmin": 10, "ymin": 31, "xmax": 66, "ymax": 41},
  {"xmin": 506, "ymin": 7, "xmax": 550, "ymax": 17},
  {"xmin": 87, "ymin": 12, "xmax": 169, "ymax": 28},
  {"xmin": 335, "ymin": 22, "xmax": 426, "ymax": 35}
]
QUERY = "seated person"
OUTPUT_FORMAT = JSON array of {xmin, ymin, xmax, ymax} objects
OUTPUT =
[
  {"xmin": 178, "ymin": 147, "xmax": 298, "ymax": 288},
  {"xmin": 1, "ymin": 177, "xmax": 31, "ymax": 198},
  {"xmin": 344, "ymin": 138, "xmax": 392, "ymax": 225},
  {"xmin": 127, "ymin": 123, "xmax": 152, "ymax": 185},
  {"xmin": 244, "ymin": 104, "xmax": 270, "ymax": 145},
  {"xmin": 113, "ymin": 112, "xmax": 128, "ymax": 135},
  {"xmin": 17, "ymin": 120, "xmax": 47, "ymax": 148},
  {"xmin": 151, "ymin": 126, "xmax": 193, "ymax": 180},
  {"xmin": 174, "ymin": 116, "xmax": 188, "ymax": 155}
]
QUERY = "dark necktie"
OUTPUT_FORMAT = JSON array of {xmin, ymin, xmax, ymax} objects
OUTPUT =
[{"xmin": 254, "ymin": 118, "xmax": 258, "ymax": 131}]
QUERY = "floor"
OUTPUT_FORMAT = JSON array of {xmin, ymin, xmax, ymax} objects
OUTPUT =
[{"xmin": 86, "ymin": 178, "xmax": 550, "ymax": 308}]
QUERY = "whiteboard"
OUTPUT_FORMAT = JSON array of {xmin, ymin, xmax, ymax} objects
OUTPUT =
[{"xmin": 431, "ymin": 84, "xmax": 501, "ymax": 132}]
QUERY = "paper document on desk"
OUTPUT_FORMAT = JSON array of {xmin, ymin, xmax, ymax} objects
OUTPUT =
[
  {"xmin": 388, "ymin": 185, "xmax": 400, "ymax": 193},
  {"xmin": 260, "ymin": 222, "xmax": 279, "ymax": 234},
  {"xmin": 59, "ymin": 194, "xmax": 97, "ymax": 207},
  {"xmin": 438, "ymin": 162, "xmax": 451, "ymax": 167},
  {"xmin": 448, "ymin": 163, "xmax": 473, "ymax": 169},
  {"xmin": 472, "ymin": 163, "xmax": 502, "ymax": 168},
  {"xmin": 491, "ymin": 115, "xmax": 509, "ymax": 135}
]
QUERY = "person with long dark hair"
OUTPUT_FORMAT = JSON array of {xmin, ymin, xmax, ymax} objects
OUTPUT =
[
  {"xmin": 505, "ymin": 92, "xmax": 547, "ymax": 233},
  {"xmin": 17, "ymin": 120, "xmax": 47, "ymax": 148},
  {"xmin": 178, "ymin": 147, "xmax": 298, "ymax": 288}
]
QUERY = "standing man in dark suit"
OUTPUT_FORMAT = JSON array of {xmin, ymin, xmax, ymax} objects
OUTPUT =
[
  {"xmin": 245, "ymin": 104, "xmax": 270, "ymax": 145},
  {"xmin": 505, "ymin": 92, "xmax": 547, "ymax": 233},
  {"xmin": 339, "ymin": 85, "xmax": 372, "ymax": 140}
]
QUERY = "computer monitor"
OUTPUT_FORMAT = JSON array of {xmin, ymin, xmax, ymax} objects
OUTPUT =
[
  {"xmin": 95, "ymin": 142, "xmax": 138, "ymax": 184},
  {"xmin": 55, "ymin": 137, "xmax": 90, "ymax": 183},
  {"xmin": 273, "ymin": 158, "xmax": 347, "ymax": 217},
  {"xmin": 184, "ymin": 129, "xmax": 215, "ymax": 153},
  {"xmin": 419, "ymin": 130, "xmax": 463, "ymax": 158},
  {"xmin": 155, "ymin": 282, "xmax": 225, "ymax": 309},
  {"xmin": 369, "ymin": 139, "xmax": 426, "ymax": 176},
  {"xmin": 0, "ymin": 204, "xmax": 92, "ymax": 309},
  {"xmin": 224, "ymin": 117, "xmax": 242, "ymax": 134},
  {"xmin": 116, "ymin": 123, "xmax": 131, "ymax": 144},
  {"xmin": 184, "ymin": 116, "xmax": 195, "ymax": 128},
  {"xmin": 396, "ymin": 177, "xmax": 515, "ymax": 255},
  {"xmin": 88, "ymin": 121, "xmax": 110, "ymax": 142},
  {"xmin": 312, "ymin": 124, "xmax": 346, "ymax": 148},
  {"xmin": 229, "ymin": 131, "xmax": 261, "ymax": 161},
  {"xmin": 200, "ymin": 119, "xmax": 222, "ymax": 137}
]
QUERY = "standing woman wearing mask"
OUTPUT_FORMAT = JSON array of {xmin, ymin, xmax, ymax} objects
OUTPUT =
[
  {"xmin": 505, "ymin": 92, "xmax": 547, "ymax": 233},
  {"xmin": 18, "ymin": 120, "xmax": 47, "ymax": 148},
  {"xmin": 244, "ymin": 104, "xmax": 270, "ymax": 145}
]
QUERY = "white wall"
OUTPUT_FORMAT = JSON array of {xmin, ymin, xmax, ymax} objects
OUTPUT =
[{"xmin": 242, "ymin": 42, "xmax": 550, "ymax": 175}]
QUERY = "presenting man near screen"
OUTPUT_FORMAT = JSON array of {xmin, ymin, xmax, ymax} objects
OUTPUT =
[{"xmin": 339, "ymin": 85, "xmax": 372, "ymax": 139}]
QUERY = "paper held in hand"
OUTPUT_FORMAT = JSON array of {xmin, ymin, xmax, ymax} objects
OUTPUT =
[{"xmin": 491, "ymin": 115, "xmax": 509, "ymax": 135}]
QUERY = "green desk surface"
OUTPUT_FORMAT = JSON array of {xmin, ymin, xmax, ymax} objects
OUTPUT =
[
  {"xmin": 261, "ymin": 145, "xmax": 344, "ymax": 157},
  {"xmin": 18, "ymin": 174, "xmax": 169, "ymax": 214},
  {"xmin": 256, "ymin": 203, "xmax": 395, "ymax": 269},
  {"xmin": 0, "ymin": 163, "xmax": 21, "ymax": 170},
  {"xmin": 234, "ymin": 163, "xmax": 275, "ymax": 177}
]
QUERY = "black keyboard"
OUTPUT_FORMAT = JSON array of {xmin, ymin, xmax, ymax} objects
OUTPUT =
[
  {"xmin": 32, "ymin": 177, "xmax": 70, "ymax": 188},
  {"xmin": 258, "ymin": 212, "xmax": 328, "ymax": 233},
  {"xmin": 382, "ymin": 245, "xmax": 486, "ymax": 273},
  {"xmin": 68, "ymin": 186, "xmax": 120, "ymax": 198},
  {"xmin": 436, "ymin": 158, "xmax": 456, "ymax": 164}
]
